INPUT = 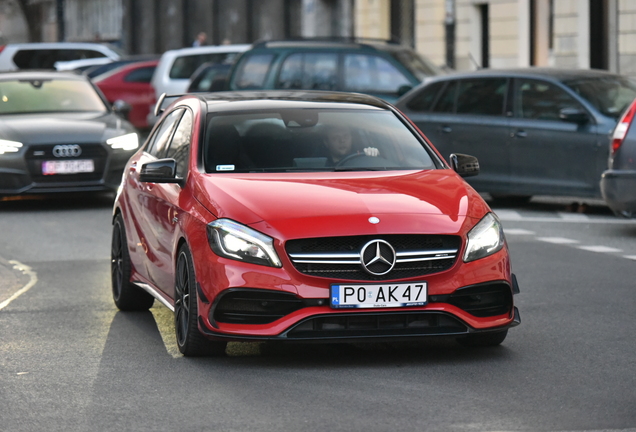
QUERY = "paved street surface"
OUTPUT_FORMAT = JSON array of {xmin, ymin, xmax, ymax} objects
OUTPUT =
[{"xmin": 1, "ymin": 193, "xmax": 635, "ymax": 432}]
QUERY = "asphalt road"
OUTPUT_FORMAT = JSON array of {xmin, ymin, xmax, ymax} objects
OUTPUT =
[{"xmin": 1, "ymin": 193, "xmax": 635, "ymax": 432}]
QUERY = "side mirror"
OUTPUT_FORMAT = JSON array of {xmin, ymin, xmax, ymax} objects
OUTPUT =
[
  {"xmin": 449, "ymin": 153, "xmax": 480, "ymax": 177},
  {"xmin": 397, "ymin": 84, "xmax": 413, "ymax": 97},
  {"xmin": 139, "ymin": 159, "xmax": 184, "ymax": 185},
  {"xmin": 112, "ymin": 99, "xmax": 132, "ymax": 119},
  {"xmin": 559, "ymin": 107, "xmax": 589, "ymax": 124},
  {"xmin": 210, "ymin": 77, "xmax": 228, "ymax": 92}
]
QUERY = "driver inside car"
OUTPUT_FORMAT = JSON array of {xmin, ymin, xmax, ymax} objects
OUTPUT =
[{"xmin": 323, "ymin": 125, "xmax": 379, "ymax": 165}]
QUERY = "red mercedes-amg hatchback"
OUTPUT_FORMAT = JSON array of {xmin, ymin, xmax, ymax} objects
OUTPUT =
[{"xmin": 111, "ymin": 90, "xmax": 520, "ymax": 356}]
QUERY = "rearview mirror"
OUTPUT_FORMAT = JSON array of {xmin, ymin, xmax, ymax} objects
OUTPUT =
[
  {"xmin": 139, "ymin": 158, "xmax": 184, "ymax": 185},
  {"xmin": 559, "ymin": 107, "xmax": 589, "ymax": 124},
  {"xmin": 112, "ymin": 99, "xmax": 132, "ymax": 119},
  {"xmin": 449, "ymin": 153, "xmax": 479, "ymax": 177},
  {"xmin": 397, "ymin": 84, "xmax": 413, "ymax": 97}
]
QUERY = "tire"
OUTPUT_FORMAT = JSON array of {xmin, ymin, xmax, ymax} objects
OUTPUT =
[
  {"xmin": 174, "ymin": 244, "xmax": 227, "ymax": 357},
  {"xmin": 456, "ymin": 329, "xmax": 508, "ymax": 347},
  {"xmin": 489, "ymin": 194, "xmax": 532, "ymax": 206},
  {"xmin": 111, "ymin": 214, "xmax": 154, "ymax": 311}
]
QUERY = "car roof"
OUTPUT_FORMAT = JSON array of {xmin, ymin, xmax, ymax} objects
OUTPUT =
[
  {"xmin": 250, "ymin": 38, "xmax": 409, "ymax": 53},
  {"xmin": 427, "ymin": 67, "xmax": 624, "ymax": 82},
  {"xmin": 185, "ymin": 90, "xmax": 393, "ymax": 112},
  {"xmin": 0, "ymin": 70, "xmax": 89, "ymax": 81},
  {"xmin": 161, "ymin": 44, "xmax": 251, "ymax": 58}
]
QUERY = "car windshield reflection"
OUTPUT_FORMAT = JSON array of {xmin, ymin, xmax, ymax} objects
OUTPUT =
[{"xmin": 204, "ymin": 109, "xmax": 438, "ymax": 173}]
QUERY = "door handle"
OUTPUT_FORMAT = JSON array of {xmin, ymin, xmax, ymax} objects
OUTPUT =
[
  {"xmin": 512, "ymin": 130, "xmax": 527, "ymax": 138},
  {"xmin": 441, "ymin": 126, "xmax": 452, "ymax": 133}
]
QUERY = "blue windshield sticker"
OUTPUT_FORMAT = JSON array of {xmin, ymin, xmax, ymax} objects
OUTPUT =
[{"xmin": 216, "ymin": 165, "xmax": 235, "ymax": 171}]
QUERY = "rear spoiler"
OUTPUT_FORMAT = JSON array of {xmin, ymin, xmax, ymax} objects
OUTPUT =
[{"xmin": 153, "ymin": 93, "xmax": 186, "ymax": 117}]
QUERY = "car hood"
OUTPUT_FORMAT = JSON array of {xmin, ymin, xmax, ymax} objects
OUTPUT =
[
  {"xmin": 0, "ymin": 112, "xmax": 132, "ymax": 144},
  {"xmin": 194, "ymin": 170, "xmax": 490, "ymax": 239}
]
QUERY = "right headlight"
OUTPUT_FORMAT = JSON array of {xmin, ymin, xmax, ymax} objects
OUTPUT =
[
  {"xmin": 463, "ymin": 213, "xmax": 505, "ymax": 262},
  {"xmin": 0, "ymin": 139, "xmax": 23, "ymax": 155},
  {"xmin": 207, "ymin": 219, "xmax": 282, "ymax": 268}
]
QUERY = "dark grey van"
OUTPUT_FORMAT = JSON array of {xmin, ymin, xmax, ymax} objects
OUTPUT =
[{"xmin": 396, "ymin": 68, "xmax": 636, "ymax": 202}]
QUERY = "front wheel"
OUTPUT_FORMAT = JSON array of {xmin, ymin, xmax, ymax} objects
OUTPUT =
[
  {"xmin": 111, "ymin": 214, "xmax": 154, "ymax": 311},
  {"xmin": 456, "ymin": 329, "xmax": 508, "ymax": 347},
  {"xmin": 174, "ymin": 244, "xmax": 227, "ymax": 357}
]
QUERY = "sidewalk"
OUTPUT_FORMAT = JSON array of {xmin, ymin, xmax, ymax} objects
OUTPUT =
[{"xmin": 0, "ymin": 255, "xmax": 31, "ymax": 306}]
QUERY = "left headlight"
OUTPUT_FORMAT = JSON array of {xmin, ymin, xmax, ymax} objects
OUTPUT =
[
  {"xmin": 0, "ymin": 139, "xmax": 23, "ymax": 155},
  {"xmin": 207, "ymin": 219, "xmax": 282, "ymax": 268},
  {"xmin": 106, "ymin": 133, "xmax": 138, "ymax": 151},
  {"xmin": 463, "ymin": 212, "xmax": 505, "ymax": 262}
]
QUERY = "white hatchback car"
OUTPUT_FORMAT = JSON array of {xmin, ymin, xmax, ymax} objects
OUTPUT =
[
  {"xmin": 0, "ymin": 42, "xmax": 121, "ymax": 71},
  {"xmin": 147, "ymin": 44, "xmax": 250, "ymax": 126}
]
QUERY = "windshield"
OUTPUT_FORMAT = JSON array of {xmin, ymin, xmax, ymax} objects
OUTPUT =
[
  {"xmin": 204, "ymin": 108, "xmax": 438, "ymax": 173},
  {"xmin": 0, "ymin": 78, "xmax": 107, "ymax": 114},
  {"xmin": 392, "ymin": 50, "xmax": 443, "ymax": 81},
  {"xmin": 563, "ymin": 76, "xmax": 636, "ymax": 118}
]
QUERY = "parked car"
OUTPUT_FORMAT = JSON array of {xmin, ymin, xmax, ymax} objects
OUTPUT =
[
  {"xmin": 147, "ymin": 44, "xmax": 250, "ymax": 125},
  {"xmin": 94, "ymin": 59, "xmax": 159, "ymax": 130},
  {"xmin": 396, "ymin": 68, "xmax": 636, "ymax": 202},
  {"xmin": 84, "ymin": 54, "xmax": 161, "ymax": 79},
  {"xmin": 187, "ymin": 62, "xmax": 232, "ymax": 93},
  {"xmin": 111, "ymin": 90, "xmax": 520, "ymax": 357},
  {"xmin": 600, "ymin": 97, "xmax": 636, "ymax": 217},
  {"xmin": 0, "ymin": 71, "xmax": 139, "ymax": 196},
  {"xmin": 0, "ymin": 42, "xmax": 121, "ymax": 71},
  {"xmin": 220, "ymin": 38, "xmax": 443, "ymax": 103},
  {"xmin": 54, "ymin": 56, "xmax": 114, "ymax": 72}
]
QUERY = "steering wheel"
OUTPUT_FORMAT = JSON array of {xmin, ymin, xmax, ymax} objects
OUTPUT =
[{"xmin": 335, "ymin": 152, "xmax": 367, "ymax": 167}]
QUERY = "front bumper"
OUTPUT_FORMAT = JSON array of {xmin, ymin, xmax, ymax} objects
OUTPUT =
[
  {"xmin": 600, "ymin": 169, "xmax": 636, "ymax": 215},
  {"xmin": 0, "ymin": 145, "xmax": 132, "ymax": 195}
]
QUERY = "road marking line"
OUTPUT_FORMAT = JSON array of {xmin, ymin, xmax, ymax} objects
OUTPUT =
[
  {"xmin": 578, "ymin": 245, "xmax": 623, "ymax": 253},
  {"xmin": 558, "ymin": 212, "xmax": 590, "ymax": 221},
  {"xmin": 537, "ymin": 237, "xmax": 580, "ymax": 244},
  {"xmin": 494, "ymin": 210, "xmax": 523, "ymax": 220},
  {"xmin": 504, "ymin": 229, "xmax": 535, "ymax": 235},
  {"xmin": 0, "ymin": 260, "xmax": 38, "ymax": 311}
]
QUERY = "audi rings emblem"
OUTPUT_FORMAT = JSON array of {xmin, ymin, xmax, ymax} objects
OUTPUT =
[
  {"xmin": 52, "ymin": 144, "xmax": 82, "ymax": 158},
  {"xmin": 360, "ymin": 239, "xmax": 396, "ymax": 276}
]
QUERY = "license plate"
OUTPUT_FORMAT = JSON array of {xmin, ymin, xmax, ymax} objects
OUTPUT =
[
  {"xmin": 42, "ymin": 160, "xmax": 94, "ymax": 175},
  {"xmin": 330, "ymin": 282, "xmax": 427, "ymax": 309}
]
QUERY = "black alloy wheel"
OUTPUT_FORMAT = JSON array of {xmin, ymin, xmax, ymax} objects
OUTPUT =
[
  {"xmin": 174, "ymin": 244, "xmax": 227, "ymax": 357},
  {"xmin": 456, "ymin": 329, "xmax": 508, "ymax": 347},
  {"xmin": 111, "ymin": 214, "xmax": 154, "ymax": 311}
]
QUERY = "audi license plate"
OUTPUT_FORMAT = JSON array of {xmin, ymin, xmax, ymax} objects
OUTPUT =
[
  {"xmin": 330, "ymin": 282, "xmax": 427, "ymax": 309},
  {"xmin": 42, "ymin": 160, "xmax": 94, "ymax": 175}
]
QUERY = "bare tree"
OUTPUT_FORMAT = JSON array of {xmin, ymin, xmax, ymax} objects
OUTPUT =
[{"xmin": 14, "ymin": 0, "xmax": 44, "ymax": 42}]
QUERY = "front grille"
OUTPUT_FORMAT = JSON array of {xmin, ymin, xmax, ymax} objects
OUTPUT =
[
  {"xmin": 286, "ymin": 234, "xmax": 461, "ymax": 281},
  {"xmin": 286, "ymin": 311, "xmax": 468, "ymax": 339},
  {"xmin": 25, "ymin": 144, "xmax": 108, "ymax": 182}
]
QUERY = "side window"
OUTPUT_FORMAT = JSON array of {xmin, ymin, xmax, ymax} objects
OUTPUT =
[
  {"xmin": 165, "ymin": 110, "xmax": 193, "ymax": 178},
  {"xmin": 146, "ymin": 109, "xmax": 185, "ymax": 158},
  {"xmin": 432, "ymin": 80, "xmax": 457, "ymax": 113},
  {"xmin": 343, "ymin": 54, "xmax": 410, "ymax": 93},
  {"xmin": 455, "ymin": 78, "xmax": 507, "ymax": 116},
  {"xmin": 515, "ymin": 79, "xmax": 584, "ymax": 121},
  {"xmin": 406, "ymin": 81, "xmax": 446, "ymax": 112},
  {"xmin": 124, "ymin": 66, "xmax": 156, "ymax": 83},
  {"xmin": 233, "ymin": 54, "xmax": 275, "ymax": 89},
  {"xmin": 276, "ymin": 53, "xmax": 338, "ymax": 90},
  {"xmin": 169, "ymin": 53, "xmax": 231, "ymax": 79}
]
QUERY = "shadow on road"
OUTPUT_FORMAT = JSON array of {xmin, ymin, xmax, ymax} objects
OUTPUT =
[{"xmin": 0, "ymin": 191, "xmax": 115, "ymax": 212}]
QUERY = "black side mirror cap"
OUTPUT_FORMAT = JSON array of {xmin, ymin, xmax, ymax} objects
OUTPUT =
[
  {"xmin": 450, "ymin": 153, "xmax": 480, "ymax": 177},
  {"xmin": 112, "ymin": 99, "xmax": 132, "ymax": 119},
  {"xmin": 139, "ymin": 158, "xmax": 184, "ymax": 185},
  {"xmin": 559, "ymin": 107, "xmax": 589, "ymax": 124}
]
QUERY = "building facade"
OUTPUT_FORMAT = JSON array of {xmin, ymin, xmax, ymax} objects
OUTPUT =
[{"xmin": 2, "ymin": 0, "xmax": 636, "ymax": 76}]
